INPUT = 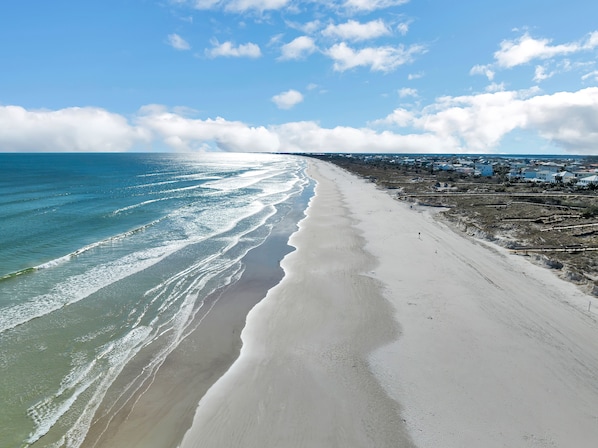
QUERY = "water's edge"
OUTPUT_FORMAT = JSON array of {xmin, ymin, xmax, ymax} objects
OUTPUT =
[{"xmin": 80, "ymin": 175, "xmax": 315, "ymax": 448}]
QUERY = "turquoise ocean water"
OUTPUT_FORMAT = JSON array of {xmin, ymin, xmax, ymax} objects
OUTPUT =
[{"xmin": 0, "ymin": 153, "xmax": 310, "ymax": 447}]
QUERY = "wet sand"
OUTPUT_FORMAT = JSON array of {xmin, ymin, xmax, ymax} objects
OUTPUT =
[
  {"xmin": 179, "ymin": 158, "xmax": 415, "ymax": 448},
  {"xmin": 81, "ymin": 189, "xmax": 308, "ymax": 448}
]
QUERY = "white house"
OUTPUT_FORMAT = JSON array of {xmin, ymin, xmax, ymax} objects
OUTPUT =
[
  {"xmin": 551, "ymin": 171, "xmax": 576, "ymax": 184},
  {"xmin": 536, "ymin": 170, "xmax": 554, "ymax": 182},
  {"xmin": 578, "ymin": 174, "xmax": 598, "ymax": 187}
]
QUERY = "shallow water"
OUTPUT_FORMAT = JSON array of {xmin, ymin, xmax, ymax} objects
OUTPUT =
[{"xmin": 0, "ymin": 152, "xmax": 309, "ymax": 447}]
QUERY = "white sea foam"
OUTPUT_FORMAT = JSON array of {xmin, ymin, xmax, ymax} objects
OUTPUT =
[
  {"xmin": 19, "ymin": 195, "xmax": 287, "ymax": 444},
  {"xmin": 161, "ymin": 184, "xmax": 210, "ymax": 194},
  {"xmin": 27, "ymin": 374, "xmax": 100, "ymax": 445},
  {"xmin": 202, "ymin": 169, "xmax": 287, "ymax": 192},
  {"xmin": 112, "ymin": 198, "xmax": 171, "ymax": 215},
  {"xmin": 3, "ymin": 154, "xmax": 309, "ymax": 448},
  {"xmin": 0, "ymin": 243, "xmax": 185, "ymax": 334},
  {"xmin": 27, "ymin": 326, "xmax": 152, "ymax": 447},
  {"xmin": 126, "ymin": 179, "xmax": 180, "ymax": 189}
]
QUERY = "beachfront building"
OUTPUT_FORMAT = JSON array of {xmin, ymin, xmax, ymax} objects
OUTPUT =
[
  {"xmin": 552, "ymin": 171, "xmax": 576, "ymax": 183},
  {"xmin": 578, "ymin": 174, "xmax": 598, "ymax": 187}
]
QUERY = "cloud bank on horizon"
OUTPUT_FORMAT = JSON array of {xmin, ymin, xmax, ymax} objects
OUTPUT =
[{"xmin": 1, "ymin": 0, "xmax": 598, "ymax": 154}]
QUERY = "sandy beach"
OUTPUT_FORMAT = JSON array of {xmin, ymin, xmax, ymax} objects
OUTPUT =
[{"xmin": 178, "ymin": 158, "xmax": 598, "ymax": 448}]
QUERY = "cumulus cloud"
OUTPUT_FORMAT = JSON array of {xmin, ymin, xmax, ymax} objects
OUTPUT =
[
  {"xmin": 376, "ymin": 87, "xmax": 598, "ymax": 153},
  {"xmin": 6, "ymin": 87, "xmax": 598, "ymax": 154},
  {"xmin": 0, "ymin": 106, "xmax": 149, "ymax": 152},
  {"xmin": 167, "ymin": 33, "xmax": 191, "ymax": 50},
  {"xmin": 206, "ymin": 40, "xmax": 261, "ymax": 58},
  {"xmin": 524, "ymin": 88, "xmax": 598, "ymax": 152},
  {"xmin": 273, "ymin": 120, "xmax": 453, "ymax": 153},
  {"xmin": 137, "ymin": 105, "xmax": 454, "ymax": 153},
  {"xmin": 322, "ymin": 19, "xmax": 391, "ymax": 41},
  {"xmin": 326, "ymin": 42, "xmax": 426, "ymax": 72},
  {"xmin": 413, "ymin": 91, "xmax": 527, "ymax": 151},
  {"xmin": 137, "ymin": 106, "xmax": 280, "ymax": 152},
  {"xmin": 494, "ymin": 31, "xmax": 598, "ymax": 68},
  {"xmin": 372, "ymin": 107, "xmax": 414, "ymax": 127},
  {"xmin": 272, "ymin": 89, "xmax": 304, "ymax": 109},
  {"xmin": 533, "ymin": 65, "xmax": 554, "ymax": 82},
  {"xmin": 279, "ymin": 36, "xmax": 316, "ymax": 60},
  {"xmin": 470, "ymin": 64, "xmax": 495, "ymax": 81}
]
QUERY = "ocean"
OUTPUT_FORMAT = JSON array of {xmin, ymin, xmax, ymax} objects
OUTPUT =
[{"xmin": 0, "ymin": 152, "xmax": 311, "ymax": 447}]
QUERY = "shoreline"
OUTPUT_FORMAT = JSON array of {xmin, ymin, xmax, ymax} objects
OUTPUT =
[
  {"xmin": 179, "ymin": 159, "xmax": 415, "ymax": 447},
  {"xmin": 81, "ymin": 156, "xmax": 598, "ymax": 448},
  {"xmin": 181, "ymin": 158, "xmax": 598, "ymax": 448},
  {"xmin": 80, "ymin": 178, "xmax": 312, "ymax": 448}
]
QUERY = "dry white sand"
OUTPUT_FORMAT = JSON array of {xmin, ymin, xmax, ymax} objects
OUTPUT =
[{"xmin": 180, "ymin": 159, "xmax": 598, "ymax": 448}]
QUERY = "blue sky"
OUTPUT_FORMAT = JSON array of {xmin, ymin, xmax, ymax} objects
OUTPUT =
[{"xmin": 1, "ymin": 0, "xmax": 598, "ymax": 154}]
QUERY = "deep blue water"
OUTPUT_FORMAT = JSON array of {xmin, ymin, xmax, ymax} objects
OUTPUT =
[{"xmin": 0, "ymin": 153, "xmax": 309, "ymax": 447}]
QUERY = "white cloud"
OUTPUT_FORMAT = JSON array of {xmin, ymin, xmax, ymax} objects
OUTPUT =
[
  {"xmin": 273, "ymin": 120, "xmax": 455, "ymax": 153},
  {"xmin": 326, "ymin": 42, "xmax": 426, "ymax": 72},
  {"xmin": 167, "ymin": 33, "xmax": 191, "ymax": 50},
  {"xmin": 285, "ymin": 19, "xmax": 322, "ymax": 34},
  {"xmin": 470, "ymin": 64, "xmax": 495, "ymax": 81},
  {"xmin": 7, "ymin": 86, "xmax": 598, "ymax": 155},
  {"xmin": 137, "ymin": 106, "xmax": 280, "ymax": 152},
  {"xmin": 397, "ymin": 21, "xmax": 411, "ymax": 36},
  {"xmin": 137, "ymin": 105, "xmax": 452, "ymax": 153},
  {"xmin": 398, "ymin": 87, "xmax": 417, "ymax": 98},
  {"xmin": 485, "ymin": 82, "xmax": 506, "ymax": 93},
  {"xmin": 272, "ymin": 89, "xmax": 304, "ymax": 109},
  {"xmin": 494, "ymin": 31, "xmax": 598, "ymax": 68},
  {"xmin": 279, "ymin": 36, "xmax": 316, "ymax": 60},
  {"xmin": 413, "ymin": 91, "xmax": 529, "ymax": 151},
  {"xmin": 0, "ymin": 106, "xmax": 149, "ymax": 152},
  {"xmin": 322, "ymin": 19, "xmax": 391, "ymax": 42},
  {"xmin": 533, "ymin": 65, "xmax": 554, "ymax": 82},
  {"xmin": 267, "ymin": 33, "xmax": 284, "ymax": 47},
  {"xmin": 206, "ymin": 40, "xmax": 262, "ymax": 58},
  {"xmin": 582, "ymin": 70, "xmax": 598, "ymax": 82},
  {"xmin": 372, "ymin": 107, "xmax": 414, "ymax": 127},
  {"xmin": 343, "ymin": 0, "xmax": 410, "ymax": 12},
  {"xmin": 407, "ymin": 72, "xmax": 424, "ymax": 80},
  {"xmin": 524, "ymin": 88, "xmax": 598, "ymax": 152},
  {"xmin": 372, "ymin": 87, "xmax": 598, "ymax": 153}
]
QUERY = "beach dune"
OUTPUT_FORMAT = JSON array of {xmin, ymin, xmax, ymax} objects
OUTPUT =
[{"xmin": 180, "ymin": 159, "xmax": 598, "ymax": 448}]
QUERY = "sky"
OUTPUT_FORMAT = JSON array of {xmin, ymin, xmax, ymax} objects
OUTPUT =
[{"xmin": 1, "ymin": 0, "xmax": 598, "ymax": 154}]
